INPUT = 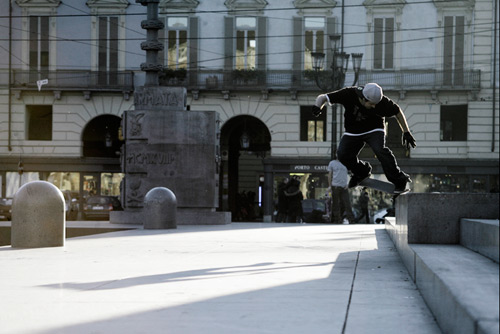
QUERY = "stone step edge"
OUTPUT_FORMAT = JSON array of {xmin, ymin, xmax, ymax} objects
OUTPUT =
[
  {"xmin": 411, "ymin": 244, "xmax": 499, "ymax": 334},
  {"xmin": 460, "ymin": 219, "xmax": 499, "ymax": 263}
]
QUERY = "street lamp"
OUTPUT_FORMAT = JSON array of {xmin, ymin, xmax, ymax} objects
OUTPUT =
[{"xmin": 311, "ymin": 34, "xmax": 363, "ymax": 159}]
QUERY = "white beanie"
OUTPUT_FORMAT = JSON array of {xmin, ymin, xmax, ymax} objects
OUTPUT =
[{"xmin": 362, "ymin": 83, "xmax": 383, "ymax": 104}]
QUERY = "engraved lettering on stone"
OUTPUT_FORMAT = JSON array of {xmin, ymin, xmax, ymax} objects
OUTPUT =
[
  {"xmin": 127, "ymin": 152, "xmax": 175, "ymax": 165},
  {"xmin": 134, "ymin": 89, "xmax": 182, "ymax": 107}
]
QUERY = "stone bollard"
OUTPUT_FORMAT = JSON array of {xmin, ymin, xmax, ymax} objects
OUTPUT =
[
  {"xmin": 143, "ymin": 187, "xmax": 177, "ymax": 229},
  {"xmin": 11, "ymin": 181, "xmax": 65, "ymax": 248}
]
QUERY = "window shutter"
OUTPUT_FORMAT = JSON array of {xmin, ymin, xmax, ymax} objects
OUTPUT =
[
  {"xmin": 189, "ymin": 17, "xmax": 198, "ymax": 71},
  {"xmin": 257, "ymin": 16, "xmax": 267, "ymax": 70},
  {"xmin": 224, "ymin": 16, "xmax": 234, "ymax": 71},
  {"xmin": 326, "ymin": 17, "xmax": 336, "ymax": 39},
  {"xmin": 374, "ymin": 18, "xmax": 383, "ymax": 69},
  {"xmin": 292, "ymin": 17, "xmax": 302, "ymax": 70},
  {"xmin": 385, "ymin": 18, "xmax": 394, "ymax": 69}
]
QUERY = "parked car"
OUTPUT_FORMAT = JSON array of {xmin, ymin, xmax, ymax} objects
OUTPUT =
[
  {"xmin": 83, "ymin": 196, "xmax": 122, "ymax": 220},
  {"xmin": 0, "ymin": 198, "xmax": 12, "ymax": 221},
  {"xmin": 301, "ymin": 199, "xmax": 329, "ymax": 223}
]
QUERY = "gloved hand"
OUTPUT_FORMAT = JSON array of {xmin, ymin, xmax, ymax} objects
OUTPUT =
[
  {"xmin": 402, "ymin": 131, "xmax": 417, "ymax": 149},
  {"xmin": 312, "ymin": 105, "xmax": 322, "ymax": 117}
]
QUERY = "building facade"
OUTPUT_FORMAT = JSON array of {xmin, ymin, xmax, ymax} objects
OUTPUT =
[{"xmin": 0, "ymin": 0, "xmax": 498, "ymax": 221}]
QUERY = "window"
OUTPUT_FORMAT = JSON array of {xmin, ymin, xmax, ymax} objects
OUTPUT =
[
  {"xmin": 159, "ymin": 17, "xmax": 188, "ymax": 69},
  {"xmin": 373, "ymin": 17, "xmax": 394, "ymax": 69},
  {"xmin": 440, "ymin": 105, "xmax": 467, "ymax": 141},
  {"xmin": 26, "ymin": 105, "xmax": 52, "ymax": 141},
  {"xmin": 443, "ymin": 16, "xmax": 465, "ymax": 85},
  {"xmin": 235, "ymin": 17, "xmax": 256, "ymax": 69},
  {"xmin": 300, "ymin": 106, "xmax": 326, "ymax": 142},
  {"xmin": 304, "ymin": 17, "xmax": 325, "ymax": 70},
  {"xmin": 98, "ymin": 16, "xmax": 118, "ymax": 85},
  {"xmin": 29, "ymin": 16, "xmax": 49, "ymax": 82}
]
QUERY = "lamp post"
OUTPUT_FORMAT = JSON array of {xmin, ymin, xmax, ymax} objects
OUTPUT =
[{"xmin": 311, "ymin": 34, "xmax": 363, "ymax": 159}]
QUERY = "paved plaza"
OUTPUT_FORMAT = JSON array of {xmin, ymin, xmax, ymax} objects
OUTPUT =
[{"xmin": 0, "ymin": 223, "xmax": 442, "ymax": 334}]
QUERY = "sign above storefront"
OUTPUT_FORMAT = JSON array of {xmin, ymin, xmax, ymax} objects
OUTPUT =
[{"xmin": 291, "ymin": 165, "xmax": 328, "ymax": 172}]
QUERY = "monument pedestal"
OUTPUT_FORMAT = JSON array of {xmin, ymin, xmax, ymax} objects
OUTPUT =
[
  {"xmin": 110, "ymin": 208, "xmax": 230, "ymax": 225},
  {"xmin": 110, "ymin": 86, "xmax": 231, "ymax": 225}
]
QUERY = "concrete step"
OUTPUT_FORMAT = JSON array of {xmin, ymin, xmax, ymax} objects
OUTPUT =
[
  {"xmin": 460, "ymin": 219, "xmax": 499, "ymax": 263},
  {"xmin": 411, "ymin": 244, "xmax": 499, "ymax": 334}
]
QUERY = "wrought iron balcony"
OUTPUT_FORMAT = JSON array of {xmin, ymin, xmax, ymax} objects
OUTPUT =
[
  {"xmin": 9, "ymin": 70, "xmax": 134, "ymax": 92},
  {"xmin": 160, "ymin": 69, "xmax": 481, "ymax": 94},
  {"xmin": 2, "ymin": 68, "xmax": 480, "ymax": 96}
]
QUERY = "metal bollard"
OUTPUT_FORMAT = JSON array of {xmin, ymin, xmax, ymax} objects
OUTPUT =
[
  {"xmin": 143, "ymin": 187, "xmax": 177, "ymax": 229},
  {"xmin": 11, "ymin": 181, "xmax": 65, "ymax": 248}
]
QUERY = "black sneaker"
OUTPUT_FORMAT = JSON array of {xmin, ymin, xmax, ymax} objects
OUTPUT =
[
  {"xmin": 348, "ymin": 173, "xmax": 371, "ymax": 188},
  {"xmin": 394, "ymin": 178, "xmax": 412, "ymax": 194}
]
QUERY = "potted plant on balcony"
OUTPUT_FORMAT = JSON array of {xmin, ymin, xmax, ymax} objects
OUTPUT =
[{"xmin": 232, "ymin": 69, "xmax": 263, "ymax": 85}]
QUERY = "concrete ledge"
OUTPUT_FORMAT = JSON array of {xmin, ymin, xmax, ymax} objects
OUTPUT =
[
  {"xmin": 412, "ymin": 244, "xmax": 499, "ymax": 334},
  {"xmin": 385, "ymin": 217, "xmax": 416, "ymax": 279},
  {"xmin": 110, "ymin": 208, "xmax": 231, "ymax": 225},
  {"xmin": 460, "ymin": 219, "xmax": 499, "ymax": 263},
  {"xmin": 396, "ymin": 193, "xmax": 499, "ymax": 244}
]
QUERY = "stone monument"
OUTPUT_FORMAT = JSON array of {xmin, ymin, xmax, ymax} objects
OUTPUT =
[{"xmin": 110, "ymin": 0, "xmax": 230, "ymax": 225}]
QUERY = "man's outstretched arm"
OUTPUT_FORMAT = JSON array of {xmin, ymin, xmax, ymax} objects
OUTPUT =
[{"xmin": 395, "ymin": 110, "xmax": 417, "ymax": 149}]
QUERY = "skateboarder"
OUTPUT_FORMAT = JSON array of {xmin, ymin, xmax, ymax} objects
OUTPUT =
[{"xmin": 312, "ymin": 83, "xmax": 416, "ymax": 193}]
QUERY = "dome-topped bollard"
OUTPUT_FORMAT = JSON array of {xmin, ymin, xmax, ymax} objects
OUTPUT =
[
  {"xmin": 143, "ymin": 187, "xmax": 177, "ymax": 229},
  {"xmin": 11, "ymin": 181, "xmax": 65, "ymax": 248}
]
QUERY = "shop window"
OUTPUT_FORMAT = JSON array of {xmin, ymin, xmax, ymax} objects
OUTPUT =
[
  {"xmin": 26, "ymin": 105, "xmax": 52, "ymax": 140},
  {"xmin": 440, "ymin": 105, "xmax": 467, "ymax": 141},
  {"xmin": 101, "ymin": 172, "xmax": 124, "ymax": 196},
  {"xmin": 300, "ymin": 106, "xmax": 326, "ymax": 142}
]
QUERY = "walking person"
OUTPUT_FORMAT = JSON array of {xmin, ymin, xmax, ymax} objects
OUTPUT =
[
  {"xmin": 312, "ymin": 83, "xmax": 417, "ymax": 193},
  {"xmin": 356, "ymin": 187, "xmax": 370, "ymax": 224},
  {"xmin": 284, "ymin": 176, "xmax": 303, "ymax": 223},
  {"xmin": 327, "ymin": 154, "xmax": 355, "ymax": 224},
  {"xmin": 276, "ymin": 177, "xmax": 289, "ymax": 222}
]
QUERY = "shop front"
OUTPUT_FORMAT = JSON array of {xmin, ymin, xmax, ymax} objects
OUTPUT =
[
  {"xmin": 0, "ymin": 157, "xmax": 122, "ymax": 220},
  {"xmin": 262, "ymin": 157, "xmax": 499, "ymax": 223}
]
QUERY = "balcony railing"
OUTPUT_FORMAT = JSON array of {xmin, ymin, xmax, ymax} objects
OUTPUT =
[
  {"xmin": 161, "ymin": 69, "xmax": 481, "ymax": 92},
  {"xmin": 2, "ymin": 69, "xmax": 480, "ymax": 93},
  {"xmin": 8, "ymin": 70, "xmax": 134, "ymax": 92}
]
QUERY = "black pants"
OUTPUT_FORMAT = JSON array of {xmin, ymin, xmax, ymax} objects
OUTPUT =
[
  {"xmin": 356, "ymin": 208, "xmax": 370, "ymax": 224},
  {"xmin": 331, "ymin": 186, "xmax": 355, "ymax": 224},
  {"xmin": 337, "ymin": 131, "xmax": 409, "ymax": 185}
]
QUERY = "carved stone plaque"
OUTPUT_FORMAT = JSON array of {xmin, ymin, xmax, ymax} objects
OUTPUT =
[{"xmin": 134, "ymin": 86, "xmax": 187, "ymax": 111}]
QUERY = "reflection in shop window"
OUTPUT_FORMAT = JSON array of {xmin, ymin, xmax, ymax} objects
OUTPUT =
[
  {"xmin": 6, "ymin": 172, "xmax": 41, "ymax": 197},
  {"xmin": 471, "ymin": 177, "xmax": 486, "ymax": 193},
  {"xmin": 47, "ymin": 172, "xmax": 80, "ymax": 193},
  {"xmin": 101, "ymin": 173, "xmax": 124, "ymax": 196}
]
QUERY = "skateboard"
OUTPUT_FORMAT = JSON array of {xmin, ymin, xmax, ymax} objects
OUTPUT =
[{"xmin": 358, "ymin": 177, "xmax": 410, "ymax": 196}]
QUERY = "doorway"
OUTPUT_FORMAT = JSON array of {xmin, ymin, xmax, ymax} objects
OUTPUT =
[{"xmin": 220, "ymin": 116, "xmax": 271, "ymax": 221}]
